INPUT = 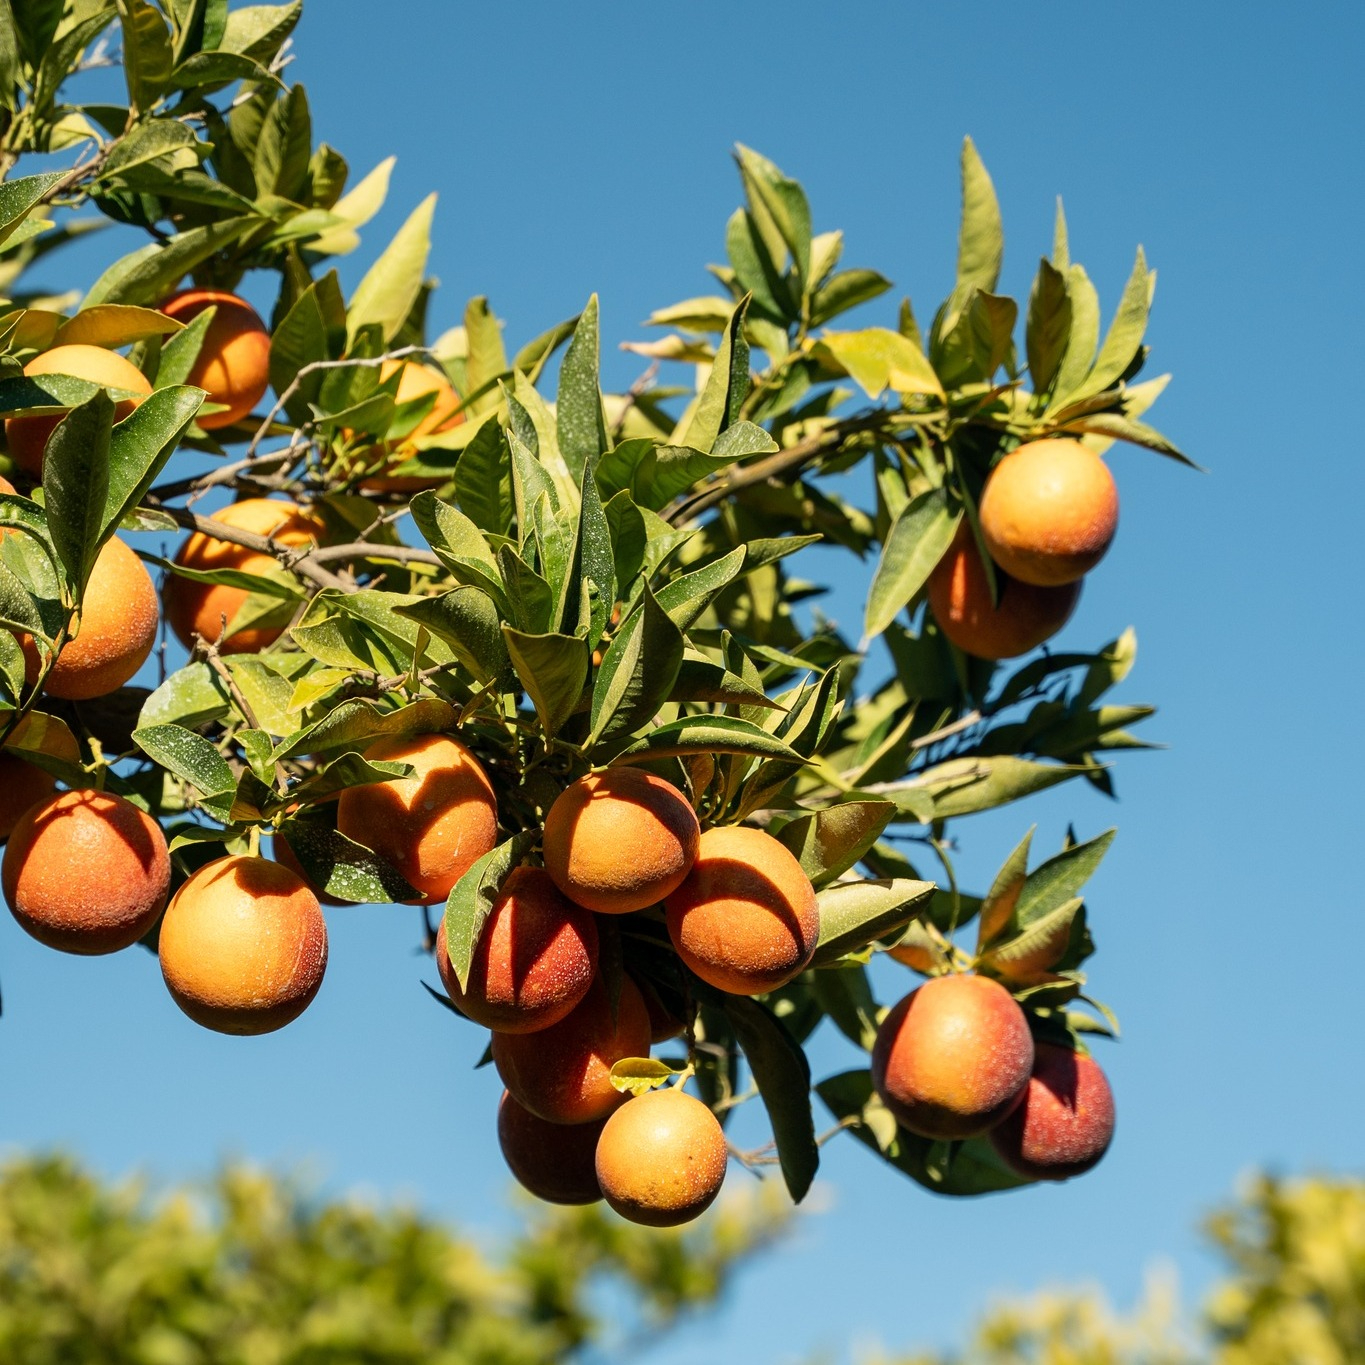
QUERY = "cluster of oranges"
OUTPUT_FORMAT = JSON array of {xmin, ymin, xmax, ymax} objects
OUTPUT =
[
  {"xmin": 872, "ymin": 972, "xmax": 1115, "ymax": 1181},
  {"xmin": 928, "ymin": 437, "xmax": 1120, "ymax": 659}
]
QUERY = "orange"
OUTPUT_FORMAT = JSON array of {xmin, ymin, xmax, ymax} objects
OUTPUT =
[
  {"xmin": 595, "ymin": 1088, "xmax": 728, "ymax": 1227},
  {"xmin": 334, "ymin": 732, "xmax": 499, "ymax": 905},
  {"xmin": 18, "ymin": 536, "xmax": 158, "ymax": 699},
  {"xmin": 164, "ymin": 498, "xmax": 324, "ymax": 654},
  {"xmin": 158, "ymin": 854, "xmax": 327, "ymax": 1035},
  {"xmin": 927, "ymin": 524, "xmax": 1079, "ymax": 660},
  {"xmin": 6, "ymin": 345, "xmax": 152, "ymax": 477},
  {"xmin": 2, "ymin": 789, "xmax": 169, "ymax": 954},
  {"xmin": 979, "ymin": 438, "xmax": 1119, "ymax": 586},
  {"xmin": 871, "ymin": 974, "xmax": 1034, "ymax": 1140},
  {"xmin": 435, "ymin": 866, "xmax": 598, "ymax": 1033},
  {"xmin": 160, "ymin": 289, "xmax": 271, "ymax": 430},
  {"xmin": 0, "ymin": 716, "xmax": 81, "ymax": 842},
  {"xmin": 543, "ymin": 767, "xmax": 700, "ymax": 914},
  {"xmin": 492, "ymin": 973, "xmax": 651, "ymax": 1125},
  {"xmin": 664, "ymin": 825, "xmax": 819, "ymax": 996},
  {"xmin": 496, "ymin": 1090, "xmax": 605, "ymax": 1205}
]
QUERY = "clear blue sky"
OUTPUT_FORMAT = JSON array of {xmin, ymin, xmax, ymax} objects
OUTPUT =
[{"xmin": 2, "ymin": 1, "xmax": 1363, "ymax": 1360}]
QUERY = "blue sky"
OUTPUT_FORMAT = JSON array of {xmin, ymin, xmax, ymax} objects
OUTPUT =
[{"xmin": 2, "ymin": 1, "xmax": 1363, "ymax": 1361}]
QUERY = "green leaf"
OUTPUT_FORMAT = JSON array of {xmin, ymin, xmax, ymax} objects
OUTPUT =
[
  {"xmin": 655, "ymin": 545, "xmax": 745, "ymax": 631},
  {"xmin": 561, "ymin": 453, "xmax": 615, "ymax": 644},
  {"xmin": 116, "ymin": 0, "xmax": 174, "ymax": 112},
  {"xmin": 616, "ymin": 715, "xmax": 802, "ymax": 764},
  {"xmin": 503, "ymin": 628, "xmax": 588, "ymax": 738},
  {"xmin": 734, "ymin": 144, "xmax": 812, "ymax": 290},
  {"xmin": 272, "ymin": 696, "xmax": 457, "ymax": 760},
  {"xmin": 1047, "ymin": 263, "xmax": 1100, "ymax": 411},
  {"xmin": 133, "ymin": 723, "xmax": 235, "ymax": 799},
  {"xmin": 100, "ymin": 117, "xmax": 202, "ymax": 179},
  {"xmin": 955, "ymin": 136, "xmax": 1003, "ymax": 294},
  {"xmin": 1071, "ymin": 247, "xmax": 1153, "ymax": 402},
  {"xmin": 980, "ymin": 897, "xmax": 1085, "ymax": 985},
  {"xmin": 55, "ymin": 305, "xmax": 181, "ymax": 351},
  {"xmin": 682, "ymin": 296, "xmax": 750, "ymax": 454},
  {"xmin": 588, "ymin": 585, "xmax": 683, "ymax": 747},
  {"xmin": 864, "ymin": 489, "xmax": 960, "ymax": 639},
  {"xmin": 669, "ymin": 655, "xmax": 781, "ymax": 710},
  {"xmin": 777, "ymin": 800, "xmax": 898, "ymax": 888},
  {"xmin": 975, "ymin": 828, "xmax": 1034, "ymax": 952},
  {"xmin": 84, "ymin": 217, "xmax": 257, "ymax": 308},
  {"xmin": 915, "ymin": 755, "xmax": 1088, "ymax": 819},
  {"xmin": 556, "ymin": 294, "xmax": 608, "ymax": 484},
  {"xmin": 102, "ymin": 385, "xmax": 203, "ymax": 542},
  {"xmin": 454, "ymin": 416, "xmax": 514, "ymax": 535},
  {"xmin": 289, "ymin": 751, "xmax": 413, "ymax": 806},
  {"xmin": 723, "ymin": 996, "xmax": 817, "ymax": 1203},
  {"xmin": 1025, "ymin": 257, "xmax": 1072, "ymax": 395},
  {"xmin": 1057, "ymin": 413, "xmax": 1198, "ymax": 469},
  {"xmin": 277, "ymin": 819, "xmax": 419, "ymax": 905},
  {"xmin": 0, "ymin": 173, "xmax": 66, "ymax": 248},
  {"xmin": 815, "ymin": 327, "xmax": 943, "ymax": 400},
  {"xmin": 394, "ymin": 587, "xmax": 512, "ymax": 689},
  {"xmin": 810, "ymin": 268, "xmax": 893, "ymax": 327},
  {"xmin": 219, "ymin": 1, "xmax": 300, "ymax": 61},
  {"xmin": 497, "ymin": 546, "xmax": 554, "ymax": 634},
  {"xmin": 346, "ymin": 193, "xmax": 435, "ymax": 345},
  {"xmin": 811, "ymin": 877, "xmax": 936, "ymax": 966},
  {"xmin": 609, "ymin": 1057, "xmax": 682, "ymax": 1096},
  {"xmin": 1015, "ymin": 828, "xmax": 1114, "ymax": 929},
  {"xmin": 255, "ymin": 82, "xmax": 310, "ymax": 201},
  {"xmin": 809, "ymin": 961, "xmax": 881, "ymax": 1049},
  {"xmin": 442, "ymin": 833, "xmax": 536, "ymax": 992},
  {"xmin": 43, "ymin": 392, "xmax": 114, "ymax": 594}
]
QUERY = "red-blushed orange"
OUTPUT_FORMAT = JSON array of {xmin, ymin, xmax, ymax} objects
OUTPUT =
[
  {"xmin": 979, "ymin": 438, "xmax": 1119, "ymax": 586},
  {"xmin": 2, "ymin": 789, "xmax": 169, "ymax": 954},
  {"xmin": 335, "ymin": 732, "xmax": 499, "ymax": 905},
  {"xmin": 6, "ymin": 344, "xmax": 152, "ymax": 476},
  {"xmin": 18, "ymin": 536, "xmax": 158, "ymax": 699},
  {"xmin": 0, "ymin": 715, "xmax": 81, "ymax": 843},
  {"xmin": 594, "ymin": 1088, "xmax": 728, "ymax": 1227},
  {"xmin": 664, "ymin": 825, "xmax": 819, "ymax": 996},
  {"xmin": 543, "ymin": 767, "xmax": 700, "ymax": 914},
  {"xmin": 435, "ymin": 866, "xmax": 598, "ymax": 1033},
  {"xmin": 160, "ymin": 289, "xmax": 271, "ymax": 430},
  {"xmin": 927, "ymin": 524, "xmax": 1079, "ymax": 660},
  {"xmin": 988, "ymin": 1042, "xmax": 1116, "ymax": 1181},
  {"xmin": 158, "ymin": 854, "xmax": 327, "ymax": 1035},
  {"xmin": 492, "ymin": 973, "xmax": 651, "ymax": 1125},
  {"xmin": 871, "ymin": 974, "xmax": 1034, "ymax": 1140},
  {"xmin": 497, "ymin": 1090, "xmax": 605, "ymax": 1205},
  {"xmin": 163, "ymin": 498, "xmax": 324, "ymax": 655}
]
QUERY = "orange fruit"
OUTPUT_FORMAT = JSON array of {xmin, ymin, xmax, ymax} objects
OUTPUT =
[
  {"xmin": 334, "ymin": 732, "xmax": 499, "ymax": 905},
  {"xmin": 18, "ymin": 536, "xmax": 158, "ymax": 699},
  {"xmin": 664, "ymin": 825, "xmax": 819, "ymax": 996},
  {"xmin": 497, "ymin": 1090, "xmax": 605, "ymax": 1205},
  {"xmin": 595, "ymin": 1088, "xmax": 728, "ymax": 1227},
  {"xmin": 492, "ymin": 973, "xmax": 651, "ymax": 1125},
  {"xmin": 2, "ymin": 789, "xmax": 169, "ymax": 954},
  {"xmin": 160, "ymin": 289, "xmax": 271, "ymax": 430},
  {"xmin": 0, "ymin": 717, "xmax": 81, "ymax": 842},
  {"xmin": 979, "ymin": 438, "xmax": 1119, "ymax": 586},
  {"xmin": 871, "ymin": 974, "xmax": 1034, "ymax": 1140},
  {"xmin": 543, "ymin": 767, "xmax": 700, "ymax": 914},
  {"xmin": 927, "ymin": 524, "xmax": 1079, "ymax": 660},
  {"xmin": 158, "ymin": 854, "xmax": 327, "ymax": 1035},
  {"xmin": 435, "ymin": 866, "xmax": 598, "ymax": 1033},
  {"xmin": 6, "ymin": 345, "xmax": 152, "ymax": 477},
  {"xmin": 163, "ymin": 498, "xmax": 324, "ymax": 654}
]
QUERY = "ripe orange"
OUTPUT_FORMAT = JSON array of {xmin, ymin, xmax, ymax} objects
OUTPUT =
[
  {"xmin": 163, "ymin": 498, "xmax": 324, "ymax": 654},
  {"xmin": 0, "ymin": 717, "xmax": 81, "ymax": 842},
  {"xmin": 160, "ymin": 289, "xmax": 271, "ymax": 430},
  {"xmin": 497, "ymin": 1090, "xmax": 605, "ymax": 1205},
  {"xmin": 927, "ymin": 524, "xmax": 1079, "ymax": 660},
  {"xmin": 5, "ymin": 345, "xmax": 152, "ymax": 477},
  {"xmin": 543, "ymin": 767, "xmax": 700, "ymax": 914},
  {"xmin": 158, "ymin": 854, "xmax": 328, "ymax": 1034},
  {"xmin": 18, "ymin": 536, "xmax": 159, "ymax": 699},
  {"xmin": 435, "ymin": 866, "xmax": 599, "ymax": 1033},
  {"xmin": 871, "ymin": 974, "xmax": 1034, "ymax": 1140},
  {"xmin": 979, "ymin": 438, "xmax": 1119, "ymax": 586},
  {"xmin": 594, "ymin": 1088, "xmax": 728, "ymax": 1227},
  {"xmin": 664, "ymin": 825, "xmax": 819, "ymax": 996},
  {"xmin": 2, "ymin": 789, "xmax": 170, "ymax": 954},
  {"xmin": 335, "ymin": 732, "xmax": 499, "ymax": 905}
]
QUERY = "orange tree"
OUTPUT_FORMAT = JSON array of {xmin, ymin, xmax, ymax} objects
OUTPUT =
[{"xmin": 0, "ymin": 0, "xmax": 1192, "ymax": 1219}]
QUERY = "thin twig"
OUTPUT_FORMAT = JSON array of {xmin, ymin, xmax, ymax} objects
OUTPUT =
[{"xmin": 308, "ymin": 542, "xmax": 442, "ymax": 567}]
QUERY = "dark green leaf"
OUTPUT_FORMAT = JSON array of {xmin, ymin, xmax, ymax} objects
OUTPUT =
[
  {"xmin": 503, "ymin": 628, "xmax": 588, "ymax": 738},
  {"xmin": 777, "ymin": 801, "xmax": 898, "ymax": 888},
  {"xmin": 616, "ymin": 715, "xmax": 802, "ymax": 763},
  {"xmin": 865, "ymin": 489, "xmax": 961, "ymax": 638},
  {"xmin": 811, "ymin": 877, "xmax": 936, "ymax": 966},
  {"xmin": 133, "ymin": 722, "xmax": 234, "ymax": 799},
  {"xmin": 443, "ymin": 833, "xmax": 536, "ymax": 991},
  {"xmin": 43, "ymin": 392, "xmax": 114, "ymax": 593},
  {"xmin": 588, "ymin": 584, "xmax": 683, "ymax": 747},
  {"xmin": 556, "ymin": 293, "xmax": 607, "ymax": 483}
]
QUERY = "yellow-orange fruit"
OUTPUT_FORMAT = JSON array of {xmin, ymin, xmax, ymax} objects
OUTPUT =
[
  {"xmin": 595, "ymin": 1088, "xmax": 728, "ymax": 1227},
  {"xmin": 435, "ymin": 867, "xmax": 598, "ymax": 1033},
  {"xmin": 0, "ymin": 719, "xmax": 81, "ymax": 842},
  {"xmin": 335, "ymin": 732, "xmax": 499, "ymax": 905},
  {"xmin": 492, "ymin": 973, "xmax": 651, "ymax": 1125},
  {"xmin": 989, "ymin": 1042, "xmax": 1116, "ymax": 1181},
  {"xmin": 158, "ymin": 854, "xmax": 327, "ymax": 1035},
  {"xmin": 2, "ymin": 789, "xmax": 169, "ymax": 954},
  {"xmin": 497, "ymin": 1091, "xmax": 605, "ymax": 1205},
  {"xmin": 359, "ymin": 359, "xmax": 464, "ymax": 492},
  {"xmin": 871, "ymin": 974, "xmax": 1034, "ymax": 1140},
  {"xmin": 160, "ymin": 289, "xmax": 271, "ymax": 430},
  {"xmin": 664, "ymin": 825, "xmax": 819, "ymax": 996},
  {"xmin": 927, "ymin": 525, "xmax": 1080, "ymax": 660},
  {"xmin": 271, "ymin": 834, "xmax": 346, "ymax": 908},
  {"xmin": 979, "ymin": 438, "xmax": 1119, "ymax": 586},
  {"xmin": 6, "ymin": 344, "xmax": 152, "ymax": 476},
  {"xmin": 544, "ymin": 768, "xmax": 700, "ymax": 915},
  {"xmin": 164, "ymin": 498, "xmax": 324, "ymax": 654},
  {"xmin": 19, "ymin": 536, "xmax": 158, "ymax": 699}
]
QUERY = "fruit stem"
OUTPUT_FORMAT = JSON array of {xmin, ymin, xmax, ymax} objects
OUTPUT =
[{"xmin": 247, "ymin": 825, "xmax": 262, "ymax": 858}]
